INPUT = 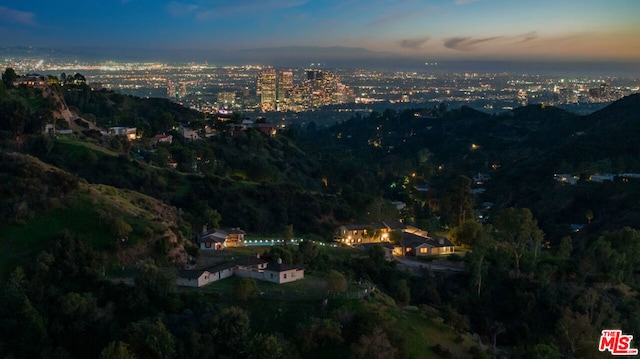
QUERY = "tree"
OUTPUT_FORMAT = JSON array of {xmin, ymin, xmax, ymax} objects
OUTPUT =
[
  {"xmin": 368, "ymin": 244, "xmax": 387, "ymax": 269},
  {"xmin": 0, "ymin": 98, "xmax": 29, "ymax": 139},
  {"xmin": 451, "ymin": 220, "xmax": 482, "ymax": 247},
  {"xmin": 0, "ymin": 267, "xmax": 49, "ymax": 357},
  {"xmin": 111, "ymin": 216, "xmax": 133, "ymax": 241},
  {"xmin": 100, "ymin": 341, "xmax": 137, "ymax": 359},
  {"xmin": 441, "ymin": 175, "xmax": 474, "ymax": 227},
  {"xmin": 247, "ymin": 334, "xmax": 286, "ymax": 359},
  {"xmin": 395, "ymin": 279, "xmax": 411, "ymax": 306},
  {"xmin": 298, "ymin": 239, "xmax": 319, "ymax": 265},
  {"xmin": 466, "ymin": 225, "xmax": 492, "ymax": 296},
  {"xmin": 233, "ymin": 278, "xmax": 258, "ymax": 302},
  {"xmin": 493, "ymin": 208, "xmax": 544, "ymax": 277},
  {"xmin": 135, "ymin": 261, "xmax": 177, "ymax": 304},
  {"xmin": 213, "ymin": 307, "xmax": 251, "ymax": 357},
  {"xmin": 351, "ymin": 326, "xmax": 398, "ymax": 359},
  {"xmin": 2, "ymin": 67, "xmax": 17, "ymax": 88},
  {"xmin": 296, "ymin": 317, "xmax": 343, "ymax": 353},
  {"xmin": 325, "ymin": 270, "xmax": 347, "ymax": 293},
  {"xmin": 282, "ymin": 224, "xmax": 294, "ymax": 242},
  {"xmin": 389, "ymin": 229, "xmax": 403, "ymax": 245},
  {"xmin": 127, "ymin": 319, "xmax": 175, "ymax": 359},
  {"xmin": 557, "ymin": 236, "xmax": 573, "ymax": 259}
]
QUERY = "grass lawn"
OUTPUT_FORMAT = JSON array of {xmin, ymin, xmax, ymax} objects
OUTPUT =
[{"xmin": 54, "ymin": 137, "xmax": 118, "ymax": 157}]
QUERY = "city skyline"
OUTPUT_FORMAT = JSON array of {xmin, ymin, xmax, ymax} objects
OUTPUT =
[{"xmin": 2, "ymin": 0, "xmax": 640, "ymax": 66}]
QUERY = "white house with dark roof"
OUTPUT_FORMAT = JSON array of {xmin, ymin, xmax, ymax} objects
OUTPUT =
[
  {"xmin": 263, "ymin": 259, "xmax": 305, "ymax": 284},
  {"xmin": 176, "ymin": 269, "xmax": 212, "ymax": 288},
  {"xmin": 176, "ymin": 254, "xmax": 304, "ymax": 287},
  {"xmin": 198, "ymin": 229, "xmax": 229, "ymax": 250},
  {"xmin": 197, "ymin": 226, "xmax": 247, "ymax": 250}
]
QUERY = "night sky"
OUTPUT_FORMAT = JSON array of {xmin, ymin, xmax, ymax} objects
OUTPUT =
[{"xmin": 2, "ymin": 0, "xmax": 640, "ymax": 63}]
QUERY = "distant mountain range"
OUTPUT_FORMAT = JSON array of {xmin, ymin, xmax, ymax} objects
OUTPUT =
[{"xmin": 2, "ymin": 45, "xmax": 640, "ymax": 76}]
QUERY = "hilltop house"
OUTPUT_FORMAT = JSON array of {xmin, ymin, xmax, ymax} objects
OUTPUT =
[
  {"xmin": 13, "ymin": 74, "xmax": 46, "ymax": 87},
  {"xmin": 108, "ymin": 127, "xmax": 137, "ymax": 141},
  {"xmin": 336, "ymin": 221, "xmax": 408, "ymax": 245},
  {"xmin": 263, "ymin": 261, "xmax": 306, "ymax": 284},
  {"xmin": 152, "ymin": 134, "xmax": 173, "ymax": 145},
  {"xmin": 198, "ymin": 226, "xmax": 246, "ymax": 250},
  {"xmin": 176, "ymin": 254, "xmax": 304, "ymax": 288},
  {"xmin": 394, "ymin": 232, "xmax": 455, "ymax": 257},
  {"xmin": 176, "ymin": 269, "xmax": 211, "ymax": 288},
  {"xmin": 338, "ymin": 221, "xmax": 454, "ymax": 257}
]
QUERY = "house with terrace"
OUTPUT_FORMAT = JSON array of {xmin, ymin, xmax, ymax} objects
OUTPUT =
[
  {"xmin": 394, "ymin": 232, "xmax": 455, "ymax": 257},
  {"xmin": 198, "ymin": 226, "xmax": 246, "ymax": 250},
  {"xmin": 338, "ymin": 221, "xmax": 454, "ymax": 257},
  {"xmin": 336, "ymin": 221, "xmax": 409, "ymax": 245}
]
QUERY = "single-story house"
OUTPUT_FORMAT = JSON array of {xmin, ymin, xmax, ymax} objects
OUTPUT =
[
  {"xmin": 206, "ymin": 262, "xmax": 236, "ymax": 283},
  {"xmin": 176, "ymin": 254, "xmax": 304, "ymax": 287},
  {"xmin": 198, "ymin": 230, "xmax": 229, "ymax": 250},
  {"xmin": 153, "ymin": 134, "xmax": 173, "ymax": 144},
  {"xmin": 176, "ymin": 269, "xmax": 211, "ymax": 288},
  {"xmin": 263, "ymin": 260, "xmax": 305, "ymax": 284},
  {"xmin": 108, "ymin": 127, "xmax": 137, "ymax": 141},
  {"xmin": 395, "ymin": 232, "xmax": 455, "ymax": 256},
  {"xmin": 197, "ymin": 227, "xmax": 247, "ymax": 250}
]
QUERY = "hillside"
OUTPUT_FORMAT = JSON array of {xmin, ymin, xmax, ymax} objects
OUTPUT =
[
  {"xmin": 0, "ymin": 151, "xmax": 191, "ymax": 277},
  {"xmin": 3, "ymin": 74, "xmax": 640, "ymax": 358}
]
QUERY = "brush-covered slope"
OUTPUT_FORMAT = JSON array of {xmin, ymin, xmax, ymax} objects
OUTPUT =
[{"xmin": 0, "ymin": 151, "xmax": 191, "ymax": 277}]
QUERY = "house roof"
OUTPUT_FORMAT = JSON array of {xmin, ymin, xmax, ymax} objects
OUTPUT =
[
  {"xmin": 401, "ymin": 232, "xmax": 454, "ymax": 248},
  {"xmin": 177, "ymin": 269, "xmax": 209, "ymax": 279},
  {"xmin": 226, "ymin": 228, "xmax": 246, "ymax": 235},
  {"xmin": 342, "ymin": 222, "xmax": 388, "ymax": 231},
  {"xmin": 382, "ymin": 220, "xmax": 407, "ymax": 230},
  {"xmin": 265, "ymin": 263, "xmax": 304, "ymax": 272},
  {"xmin": 355, "ymin": 243, "xmax": 395, "ymax": 251},
  {"xmin": 234, "ymin": 256, "xmax": 268, "ymax": 267},
  {"xmin": 206, "ymin": 262, "xmax": 236, "ymax": 273},
  {"xmin": 198, "ymin": 229, "xmax": 229, "ymax": 243}
]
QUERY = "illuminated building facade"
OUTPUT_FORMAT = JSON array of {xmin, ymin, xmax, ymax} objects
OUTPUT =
[{"xmin": 258, "ymin": 69, "xmax": 276, "ymax": 112}]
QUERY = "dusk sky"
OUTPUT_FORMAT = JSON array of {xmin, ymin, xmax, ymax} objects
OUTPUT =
[{"xmin": 2, "ymin": 0, "xmax": 640, "ymax": 62}]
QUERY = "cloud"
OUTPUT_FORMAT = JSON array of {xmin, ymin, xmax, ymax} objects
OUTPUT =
[
  {"xmin": 168, "ymin": 0, "xmax": 308, "ymax": 19},
  {"xmin": 0, "ymin": 6, "xmax": 36, "ymax": 26},
  {"xmin": 515, "ymin": 31, "xmax": 538, "ymax": 43},
  {"xmin": 398, "ymin": 37, "xmax": 430, "ymax": 50},
  {"xmin": 443, "ymin": 36, "xmax": 502, "ymax": 51},
  {"xmin": 368, "ymin": 6, "xmax": 436, "ymax": 27}
]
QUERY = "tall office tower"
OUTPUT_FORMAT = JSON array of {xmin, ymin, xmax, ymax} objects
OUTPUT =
[
  {"xmin": 277, "ymin": 70, "xmax": 293, "ymax": 103},
  {"xmin": 258, "ymin": 69, "xmax": 276, "ymax": 111},
  {"xmin": 306, "ymin": 69, "xmax": 324, "ymax": 81}
]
